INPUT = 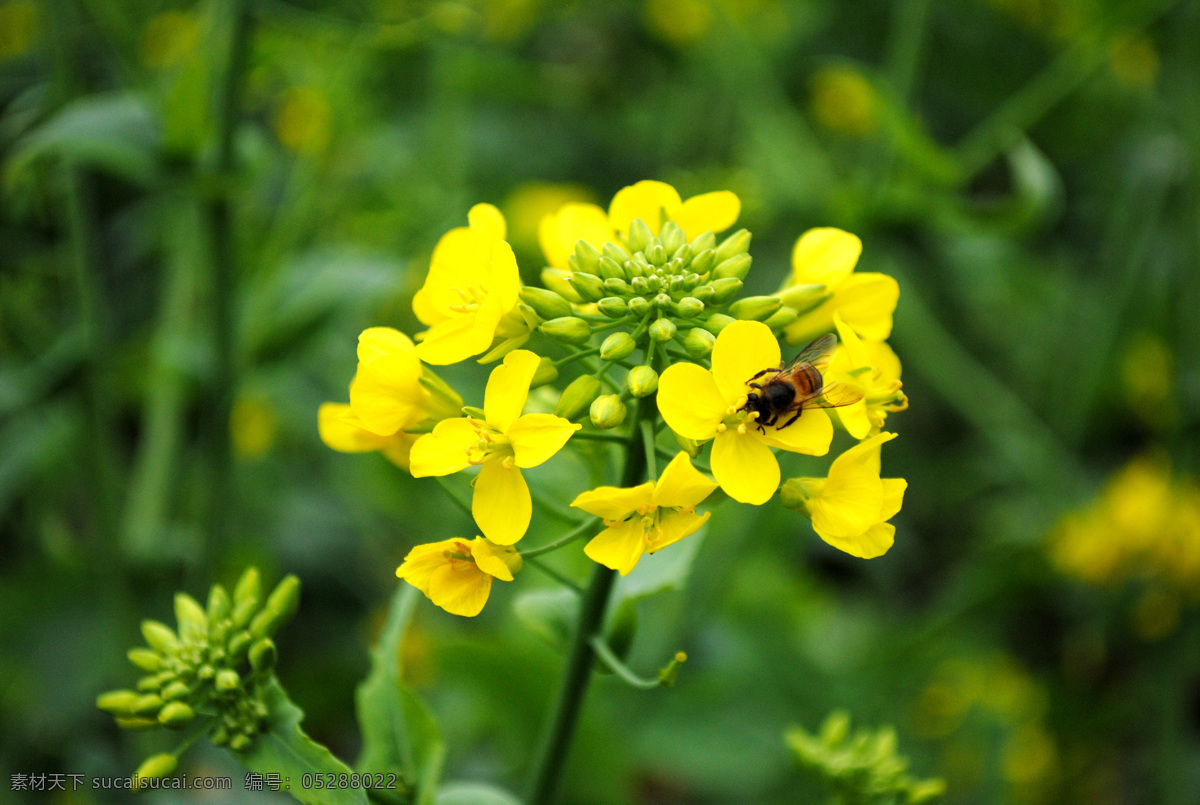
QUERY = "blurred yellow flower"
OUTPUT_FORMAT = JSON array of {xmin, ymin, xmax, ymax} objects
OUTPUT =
[
  {"xmin": 1119, "ymin": 331, "xmax": 1176, "ymax": 427},
  {"xmin": 0, "ymin": 0, "xmax": 36, "ymax": 60},
  {"xmin": 827, "ymin": 314, "xmax": 907, "ymax": 439},
  {"xmin": 413, "ymin": 204, "xmax": 522, "ymax": 365},
  {"xmin": 274, "ymin": 86, "xmax": 332, "ymax": 155},
  {"xmin": 502, "ymin": 182, "xmax": 595, "ymax": 255},
  {"xmin": 409, "ymin": 350, "xmax": 580, "ymax": 545},
  {"xmin": 318, "ymin": 403, "xmax": 420, "ymax": 470},
  {"xmin": 230, "ymin": 394, "xmax": 278, "ymax": 459},
  {"xmin": 780, "ymin": 227, "xmax": 899, "ymax": 346},
  {"xmin": 572, "ymin": 452, "xmax": 717, "ymax": 575},
  {"xmin": 1108, "ymin": 31, "xmax": 1159, "ymax": 90},
  {"xmin": 810, "ymin": 64, "xmax": 879, "ymax": 138},
  {"xmin": 140, "ymin": 11, "xmax": 199, "ymax": 69},
  {"xmin": 658, "ymin": 321, "xmax": 832, "ymax": 505},
  {"xmin": 782, "ymin": 432, "xmax": 906, "ymax": 558},
  {"xmin": 396, "ymin": 536, "xmax": 521, "ymax": 617}
]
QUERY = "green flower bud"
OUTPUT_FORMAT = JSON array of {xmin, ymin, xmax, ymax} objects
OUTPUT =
[
  {"xmin": 227, "ymin": 631, "xmax": 253, "ymax": 663},
  {"xmin": 603, "ymin": 241, "xmax": 632, "ymax": 263},
  {"xmin": 673, "ymin": 430, "xmax": 703, "ymax": 457},
  {"xmin": 265, "ymin": 574, "xmax": 300, "ymax": 619},
  {"xmin": 776, "ymin": 283, "xmax": 831, "ymax": 315},
  {"xmin": 132, "ymin": 694, "xmax": 164, "ymax": 715},
  {"xmin": 595, "ymin": 297, "xmax": 625, "ymax": 319},
  {"xmin": 215, "ymin": 669, "xmax": 241, "ymax": 691},
  {"xmin": 690, "ymin": 247, "xmax": 716, "ymax": 275},
  {"xmin": 653, "ymin": 293, "xmax": 672, "ymax": 310},
  {"xmin": 682, "ymin": 327, "xmax": 716, "ymax": 358},
  {"xmin": 708, "ymin": 277, "xmax": 743, "ymax": 304},
  {"xmin": 543, "ymin": 268, "xmax": 585, "ymax": 303},
  {"xmin": 174, "ymin": 593, "xmax": 208, "ymax": 642},
  {"xmin": 644, "ymin": 276, "xmax": 661, "ymax": 293},
  {"xmin": 230, "ymin": 598, "xmax": 257, "ymax": 628},
  {"xmin": 649, "ymin": 318, "xmax": 677, "ymax": 342},
  {"xmin": 630, "ymin": 276, "xmax": 649, "ymax": 295},
  {"xmin": 624, "ymin": 258, "xmax": 646, "ymax": 278},
  {"xmin": 589, "ymin": 394, "xmax": 627, "ymax": 429},
  {"xmin": 660, "ymin": 221, "xmax": 686, "ymax": 255},
  {"xmin": 134, "ymin": 754, "xmax": 177, "ymax": 784},
  {"xmin": 115, "ymin": 716, "xmax": 159, "ymax": 730},
  {"xmin": 779, "ymin": 478, "xmax": 812, "ymax": 513},
  {"xmin": 704, "ymin": 313, "xmax": 736, "ymax": 335},
  {"xmin": 206, "ymin": 584, "xmax": 231, "ymax": 627},
  {"xmin": 646, "ymin": 243, "xmax": 667, "ymax": 266},
  {"xmin": 127, "ymin": 648, "xmax": 162, "ymax": 673},
  {"xmin": 197, "ymin": 664, "xmax": 215, "ymax": 680},
  {"xmin": 520, "ymin": 287, "xmax": 573, "ymax": 320},
  {"xmin": 600, "ymin": 332, "xmax": 637, "ymax": 361},
  {"xmin": 672, "ymin": 243, "xmax": 693, "ymax": 264},
  {"xmin": 249, "ymin": 638, "xmax": 277, "ymax": 672},
  {"xmin": 462, "ymin": 405, "xmax": 487, "ymax": 419},
  {"xmin": 97, "ymin": 690, "xmax": 142, "ymax": 715},
  {"xmin": 711, "ymin": 253, "xmax": 752, "ymax": 281},
  {"xmin": 690, "ymin": 231, "xmax": 716, "ymax": 253},
  {"xmin": 555, "ymin": 375, "xmax": 603, "ymax": 420},
  {"xmin": 598, "ymin": 255, "xmax": 625, "ymax": 280},
  {"xmin": 210, "ymin": 725, "xmax": 230, "ymax": 746},
  {"xmin": 658, "ymin": 651, "xmax": 688, "ymax": 688},
  {"xmin": 161, "ymin": 680, "xmax": 191, "ymax": 700},
  {"xmin": 713, "ymin": 228, "xmax": 751, "ymax": 263},
  {"xmin": 137, "ymin": 672, "xmax": 168, "ymax": 692},
  {"xmin": 229, "ymin": 733, "xmax": 253, "ymax": 753},
  {"xmin": 629, "ymin": 297, "xmax": 651, "ymax": 316},
  {"xmin": 626, "ymin": 366, "xmax": 659, "ymax": 397},
  {"xmin": 233, "ymin": 567, "xmax": 261, "ymax": 610},
  {"xmin": 691, "ymin": 285, "xmax": 715, "ymax": 303},
  {"xmin": 539, "ymin": 317, "xmax": 592, "ymax": 346},
  {"xmin": 531, "ymin": 357, "xmax": 559, "ymax": 389},
  {"xmin": 675, "ymin": 297, "xmax": 705, "ymax": 318},
  {"xmin": 602, "ymin": 277, "xmax": 631, "ymax": 296},
  {"xmin": 627, "ymin": 219, "xmax": 654, "ymax": 254},
  {"xmin": 729, "ymin": 295, "xmax": 783, "ymax": 321},
  {"xmin": 763, "ymin": 306, "xmax": 799, "ymax": 331},
  {"xmin": 568, "ymin": 272, "xmax": 605, "ymax": 302},
  {"xmin": 158, "ymin": 701, "xmax": 195, "ymax": 728},
  {"xmin": 573, "ymin": 239, "xmax": 602, "ymax": 274},
  {"xmin": 141, "ymin": 621, "xmax": 179, "ymax": 655}
]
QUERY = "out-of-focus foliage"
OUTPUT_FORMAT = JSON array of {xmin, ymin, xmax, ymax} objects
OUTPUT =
[{"xmin": 2, "ymin": 0, "xmax": 1199, "ymax": 803}]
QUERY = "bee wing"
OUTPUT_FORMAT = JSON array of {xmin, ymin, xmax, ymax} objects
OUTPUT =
[
  {"xmin": 797, "ymin": 381, "xmax": 864, "ymax": 410},
  {"xmin": 786, "ymin": 333, "xmax": 838, "ymax": 373}
]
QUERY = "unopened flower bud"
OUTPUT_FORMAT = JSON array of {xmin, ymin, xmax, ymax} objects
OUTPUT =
[
  {"xmin": 690, "ymin": 231, "xmax": 716, "ymax": 252},
  {"xmin": 543, "ymin": 268, "xmax": 585, "ymax": 303},
  {"xmin": 97, "ymin": 690, "xmax": 142, "ymax": 715},
  {"xmin": 555, "ymin": 375, "xmax": 603, "ymax": 420},
  {"xmin": 158, "ymin": 701, "xmax": 195, "ymax": 728},
  {"xmin": 671, "ymin": 243, "xmax": 693, "ymax": 264},
  {"xmin": 573, "ymin": 240, "xmax": 602, "ymax": 274},
  {"xmin": 249, "ymin": 638, "xmax": 277, "ymax": 672},
  {"xmin": 763, "ymin": 306, "xmax": 799, "ymax": 331},
  {"xmin": 206, "ymin": 584, "xmax": 231, "ymax": 627},
  {"xmin": 711, "ymin": 253, "xmax": 752, "ymax": 281},
  {"xmin": 601, "ymin": 332, "xmax": 637, "ymax": 361},
  {"xmin": 776, "ymin": 283, "xmax": 831, "ymax": 315},
  {"xmin": 134, "ymin": 754, "xmax": 177, "ymax": 787},
  {"xmin": 691, "ymin": 285, "xmax": 715, "ymax": 303},
  {"xmin": 264, "ymin": 574, "xmax": 301, "ymax": 623},
  {"xmin": 729, "ymin": 295, "xmax": 783, "ymax": 321},
  {"xmin": 779, "ymin": 478, "xmax": 812, "ymax": 513},
  {"xmin": 539, "ymin": 317, "xmax": 592, "ymax": 345},
  {"xmin": 649, "ymin": 318, "xmax": 677, "ymax": 342},
  {"xmin": 675, "ymin": 297, "xmax": 705, "ymax": 318},
  {"xmin": 598, "ymin": 296, "xmax": 628, "ymax": 318},
  {"xmin": 628, "ymin": 297, "xmax": 651, "ymax": 316},
  {"xmin": 115, "ymin": 716, "xmax": 159, "ymax": 730},
  {"xmin": 233, "ymin": 567, "xmax": 261, "ymax": 612},
  {"xmin": 589, "ymin": 394, "xmax": 627, "ymax": 429},
  {"xmin": 160, "ymin": 680, "xmax": 191, "ymax": 700},
  {"xmin": 210, "ymin": 725, "xmax": 230, "ymax": 746},
  {"xmin": 713, "ymin": 228, "xmax": 751, "ymax": 263},
  {"xmin": 132, "ymin": 694, "xmax": 164, "ymax": 715},
  {"xmin": 568, "ymin": 272, "xmax": 605, "ymax": 302},
  {"xmin": 708, "ymin": 277, "xmax": 743, "ymax": 304},
  {"xmin": 215, "ymin": 668, "xmax": 241, "ymax": 691},
  {"xmin": 174, "ymin": 593, "xmax": 208, "ymax": 642},
  {"xmin": 682, "ymin": 327, "xmax": 716, "ymax": 357},
  {"xmin": 602, "ymin": 277, "xmax": 631, "ymax": 297},
  {"xmin": 627, "ymin": 219, "xmax": 654, "ymax": 254},
  {"xmin": 646, "ymin": 243, "xmax": 667, "ymax": 266},
  {"xmin": 520, "ymin": 287, "xmax": 573, "ymax": 320},
  {"xmin": 141, "ymin": 621, "xmax": 179, "ymax": 654},
  {"xmin": 690, "ymin": 247, "xmax": 716, "ymax": 275},
  {"xmin": 531, "ymin": 357, "xmax": 559, "ymax": 388},
  {"xmin": 630, "ymin": 276, "xmax": 649, "ymax": 295},
  {"xmin": 227, "ymin": 631, "xmax": 253, "ymax": 663},
  {"xmin": 704, "ymin": 314, "xmax": 736, "ymax": 335},
  {"xmin": 229, "ymin": 733, "xmax": 254, "ymax": 752},
  {"xmin": 660, "ymin": 221, "xmax": 686, "ymax": 255},
  {"xmin": 127, "ymin": 648, "xmax": 162, "ymax": 673},
  {"xmin": 672, "ymin": 431, "xmax": 703, "ymax": 456},
  {"xmin": 598, "ymin": 256, "xmax": 626, "ymax": 280},
  {"xmin": 626, "ymin": 366, "xmax": 659, "ymax": 397},
  {"xmin": 603, "ymin": 241, "xmax": 632, "ymax": 263}
]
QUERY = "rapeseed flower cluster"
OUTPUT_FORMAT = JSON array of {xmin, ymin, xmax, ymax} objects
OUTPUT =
[{"xmin": 320, "ymin": 180, "xmax": 909, "ymax": 616}]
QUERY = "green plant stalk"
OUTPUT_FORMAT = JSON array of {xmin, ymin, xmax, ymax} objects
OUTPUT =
[{"xmin": 526, "ymin": 391, "xmax": 653, "ymax": 805}]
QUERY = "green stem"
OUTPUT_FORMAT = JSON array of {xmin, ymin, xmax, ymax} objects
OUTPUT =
[
  {"xmin": 554, "ymin": 347, "xmax": 601, "ymax": 369},
  {"xmin": 588, "ymin": 636, "xmax": 660, "ymax": 690},
  {"xmin": 570, "ymin": 431, "xmax": 631, "ymax": 444},
  {"xmin": 520, "ymin": 518, "xmax": 601, "ymax": 559},
  {"xmin": 433, "ymin": 476, "xmax": 473, "ymax": 519},
  {"xmin": 524, "ymin": 558, "xmax": 583, "ymax": 593}
]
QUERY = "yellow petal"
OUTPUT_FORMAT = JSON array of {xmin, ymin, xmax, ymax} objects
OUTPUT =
[
  {"xmin": 408, "ymin": 418, "xmax": 476, "ymax": 477},
  {"xmin": 791, "ymin": 227, "xmax": 862, "ymax": 286},
  {"xmin": 649, "ymin": 509, "xmax": 709, "ymax": 553},
  {"xmin": 486, "ymin": 240, "xmax": 521, "ymax": 315},
  {"xmin": 571, "ymin": 482, "xmax": 656, "ymax": 521},
  {"xmin": 379, "ymin": 433, "xmax": 419, "ymax": 471},
  {"xmin": 880, "ymin": 477, "xmax": 907, "ymax": 522},
  {"xmin": 608, "ymin": 180, "xmax": 682, "ymax": 236},
  {"xmin": 469, "ymin": 537, "xmax": 522, "ymax": 581},
  {"xmin": 350, "ymin": 355, "xmax": 424, "ymax": 435},
  {"xmin": 412, "ymin": 287, "xmax": 442, "ymax": 327},
  {"xmin": 427, "ymin": 562, "xmax": 491, "ymax": 617},
  {"xmin": 833, "ymin": 399, "xmax": 873, "ymax": 440},
  {"xmin": 671, "ymin": 191, "xmax": 741, "ymax": 239},
  {"xmin": 416, "ymin": 309, "xmax": 501, "ymax": 366},
  {"xmin": 833, "ymin": 313, "xmax": 872, "ymax": 370},
  {"xmin": 319, "ymin": 403, "xmax": 391, "ymax": 452},
  {"xmin": 584, "ymin": 519, "xmax": 647, "ymax": 576},
  {"xmin": 711, "ymin": 429, "xmax": 779, "ymax": 505},
  {"xmin": 473, "ymin": 458, "xmax": 531, "ymax": 545},
  {"xmin": 484, "ymin": 349, "xmax": 541, "ymax": 432},
  {"xmin": 539, "ymin": 203, "xmax": 613, "ymax": 269},
  {"xmin": 396, "ymin": 539, "xmax": 461, "ymax": 593},
  {"xmin": 423, "ymin": 227, "xmax": 490, "ymax": 312},
  {"xmin": 507, "ymin": 413, "xmax": 582, "ymax": 468},
  {"xmin": 711, "ymin": 320, "xmax": 781, "ymax": 403},
  {"xmin": 807, "ymin": 467, "xmax": 882, "ymax": 541},
  {"xmin": 830, "ymin": 272, "xmax": 899, "ymax": 341},
  {"xmin": 832, "ymin": 431, "xmax": 897, "ymax": 478},
  {"xmin": 868, "ymin": 339, "xmax": 902, "ymax": 382},
  {"xmin": 357, "ymin": 327, "xmax": 417, "ymax": 364},
  {"xmin": 817, "ymin": 522, "xmax": 895, "ymax": 559},
  {"xmin": 657, "ymin": 362, "xmax": 726, "ymax": 441},
  {"xmin": 468, "ymin": 203, "xmax": 506, "ymax": 242},
  {"xmin": 758, "ymin": 406, "xmax": 834, "ymax": 456},
  {"xmin": 653, "ymin": 452, "xmax": 718, "ymax": 510}
]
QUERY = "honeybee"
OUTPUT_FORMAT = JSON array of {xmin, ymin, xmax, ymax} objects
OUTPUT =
[{"xmin": 740, "ymin": 334, "xmax": 863, "ymax": 432}]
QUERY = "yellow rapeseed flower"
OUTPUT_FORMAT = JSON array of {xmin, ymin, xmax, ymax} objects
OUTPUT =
[
  {"xmin": 396, "ymin": 537, "xmax": 521, "ymax": 617},
  {"xmin": 538, "ymin": 180, "xmax": 741, "ymax": 269},
  {"xmin": 809, "ymin": 64, "xmax": 880, "ymax": 137},
  {"xmin": 572, "ymin": 452, "xmax": 718, "ymax": 575},
  {"xmin": 412, "ymin": 204, "xmax": 521, "ymax": 365},
  {"xmin": 826, "ymin": 314, "xmax": 907, "ymax": 439},
  {"xmin": 409, "ymin": 350, "xmax": 581, "ymax": 545},
  {"xmin": 780, "ymin": 227, "xmax": 899, "ymax": 346},
  {"xmin": 657, "ymin": 321, "xmax": 833, "ymax": 505},
  {"xmin": 783, "ymin": 432, "xmax": 906, "ymax": 558}
]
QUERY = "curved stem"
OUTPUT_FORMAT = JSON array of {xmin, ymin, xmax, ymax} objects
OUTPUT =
[{"xmin": 588, "ymin": 636, "xmax": 661, "ymax": 690}]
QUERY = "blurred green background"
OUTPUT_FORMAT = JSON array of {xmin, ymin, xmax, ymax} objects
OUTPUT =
[{"xmin": 3, "ymin": 0, "xmax": 1199, "ymax": 802}]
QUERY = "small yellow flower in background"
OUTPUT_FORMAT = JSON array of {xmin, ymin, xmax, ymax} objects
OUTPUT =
[
  {"xmin": 230, "ymin": 394, "xmax": 278, "ymax": 459},
  {"xmin": 1108, "ymin": 30, "xmax": 1159, "ymax": 91},
  {"xmin": 658, "ymin": 321, "xmax": 833, "ymax": 505},
  {"xmin": 780, "ymin": 227, "xmax": 899, "ymax": 346},
  {"xmin": 140, "ymin": 10, "xmax": 200, "ymax": 69},
  {"xmin": 572, "ymin": 452, "xmax": 718, "ymax": 575},
  {"xmin": 412, "ymin": 204, "xmax": 521, "ymax": 365},
  {"xmin": 503, "ymin": 182, "xmax": 595, "ymax": 256},
  {"xmin": 826, "ymin": 314, "xmax": 907, "ymax": 439},
  {"xmin": 274, "ymin": 86, "xmax": 332, "ymax": 155},
  {"xmin": 0, "ymin": 1, "xmax": 36, "ymax": 61},
  {"xmin": 320, "ymin": 327, "xmax": 463, "ymax": 470},
  {"xmin": 396, "ymin": 537, "xmax": 521, "ymax": 617},
  {"xmin": 643, "ymin": 0, "xmax": 712, "ymax": 48},
  {"xmin": 538, "ymin": 180, "xmax": 741, "ymax": 269},
  {"xmin": 782, "ymin": 432, "xmax": 906, "ymax": 558},
  {"xmin": 1118, "ymin": 331, "xmax": 1177, "ymax": 427},
  {"xmin": 409, "ymin": 350, "xmax": 581, "ymax": 545},
  {"xmin": 809, "ymin": 64, "xmax": 880, "ymax": 138}
]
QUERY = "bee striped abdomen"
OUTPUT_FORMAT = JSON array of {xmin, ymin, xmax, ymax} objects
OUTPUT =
[{"xmin": 793, "ymin": 364, "xmax": 823, "ymax": 398}]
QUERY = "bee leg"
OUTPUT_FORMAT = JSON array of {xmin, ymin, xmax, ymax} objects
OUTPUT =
[
  {"xmin": 747, "ymin": 368, "xmax": 775, "ymax": 383},
  {"xmin": 777, "ymin": 411, "xmax": 802, "ymax": 430}
]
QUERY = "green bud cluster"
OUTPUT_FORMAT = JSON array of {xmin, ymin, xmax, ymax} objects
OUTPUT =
[
  {"xmin": 786, "ymin": 711, "xmax": 946, "ymax": 804},
  {"xmin": 98, "ymin": 568, "xmax": 301, "ymax": 756}
]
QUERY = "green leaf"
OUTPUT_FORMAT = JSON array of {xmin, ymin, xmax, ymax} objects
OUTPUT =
[
  {"xmin": 434, "ymin": 782, "xmax": 524, "ymax": 805},
  {"xmin": 355, "ymin": 585, "xmax": 445, "ymax": 805},
  {"xmin": 242, "ymin": 681, "xmax": 368, "ymax": 805},
  {"xmin": 512, "ymin": 588, "xmax": 578, "ymax": 652}
]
